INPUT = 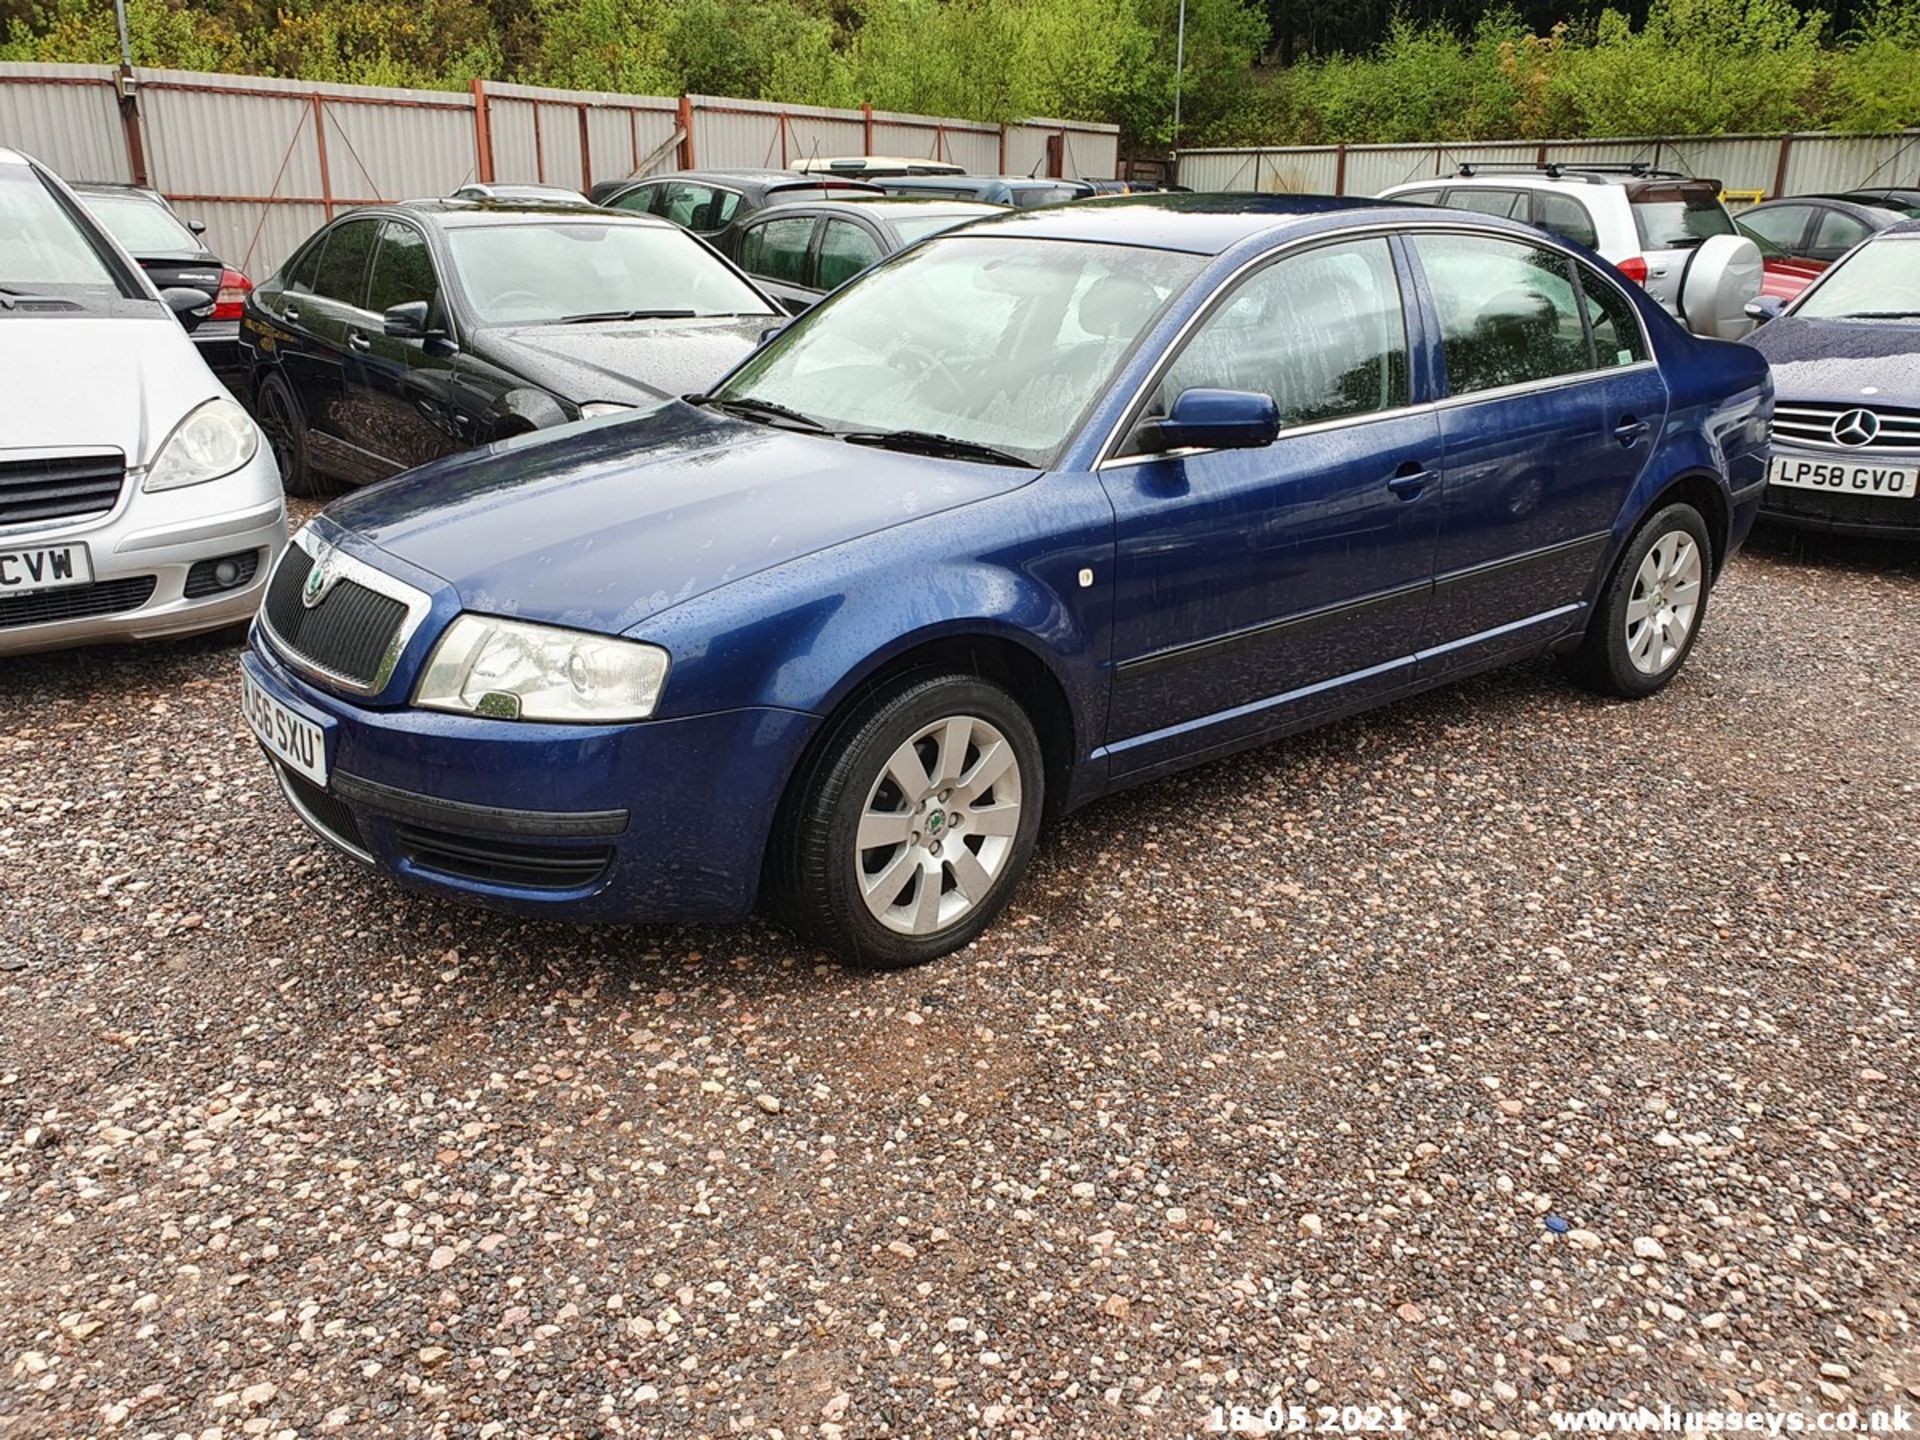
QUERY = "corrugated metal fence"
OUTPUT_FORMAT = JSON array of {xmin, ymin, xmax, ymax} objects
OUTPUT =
[
  {"xmin": 0, "ymin": 61, "xmax": 1118, "ymax": 277},
  {"xmin": 1178, "ymin": 131, "xmax": 1920, "ymax": 205}
]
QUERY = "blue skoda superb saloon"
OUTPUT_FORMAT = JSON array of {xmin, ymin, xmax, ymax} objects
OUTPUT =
[{"xmin": 241, "ymin": 195, "xmax": 1772, "ymax": 968}]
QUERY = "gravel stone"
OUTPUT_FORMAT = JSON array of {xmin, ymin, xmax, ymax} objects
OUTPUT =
[{"xmin": 1, "ymin": 528, "xmax": 1917, "ymax": 1432}]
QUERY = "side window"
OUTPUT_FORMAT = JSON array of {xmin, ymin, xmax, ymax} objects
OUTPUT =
[
  {"xmin": 609, "ymin": 183, "xmax": 660, "ymax": 216},
  {"xmin": 284, "ymin": 238, "xmax": 322, "ymax": 295},
  {"xmin": 1414, "ymin": 233, "xmax": 1592, "ymax": 395},
  {"xmin": 1152, "ymin": 236, "xmax": 1409, "ymax": 434},
  {"xmin": 1577, "ymin": 264, "xmax": 1648, "ymax": 368},
  {"xmin": 710, "ymin": 191, "xmax": 743, "ymax": 228},
  {"xmin": 311, "ymin": 218, "xmax": 377, "ymax": 307},
  {"xmin": 816, "ymin": 219, "xmax": 883, "ymax": 290},
  {"xmin": 1809, "ymin": 209, "xmax": 1873, "ymax": 263},
  {"xmin": 1534, "ymin": 193, "xmax": 1600, "ymax": 250},
  {"xmin": 658, "ymin": 182, "xmax": 728, "ymax": 230},
  {"xmin": 365, "ymin": 221, "xmax": 438, "ymax": 317},
  {"xmin": 1393, "ymin": 188, "xmax": 1444, "ymax": 206},
  {"xmin": 739, "ymin": 216, "xmax": 816, "ymax": 286},
  {"xmin": 1444, "ymin": 188, "xmax": 1525, "ymax": 219},
  {"xmin": 1737, "ymin": 204, "xmax": 1813, "ymax": 255}
]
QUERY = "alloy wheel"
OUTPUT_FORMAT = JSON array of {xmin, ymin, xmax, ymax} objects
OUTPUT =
[
  {"xmin": 1624, "ymin": 529, "xmax": 1703, "ymax": 675},
  {"xmin": 854, "ymin": 714, "xmax": 1024, "ymax": 937}
]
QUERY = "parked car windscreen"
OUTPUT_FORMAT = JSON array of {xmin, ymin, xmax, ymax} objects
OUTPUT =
[
  {"xmin": 1632, "ymin": 187, "xmax": 1735, "ymax": 249},
  {"xmin": 1791, "ymin": 238, "xmax": 1920, "ymax": 320},
  {"xmin": 79, "ymin": 192, "xmax": 202, "ymax": 257},
  {"xmin": 0, "ymin": 165, "xmax": 125, "ymax": 298},
  {"xmin": 713, "ymin": 235, "xmax": 1202, "ymax": 465},
  {"xmin": 445, "ymin": 220, "xmax": 777, "ymax": 324}
]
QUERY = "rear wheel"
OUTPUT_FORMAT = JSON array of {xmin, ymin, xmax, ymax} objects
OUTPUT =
[
  {"xmin": 255, "ymin": 371, "xmax": 324, "ymax": 498},
  {"xmin": 771, "ymin": 674, "xmax": 1044, "ymax": 969},
  {"xmin": 1560, "ymin": 501, "xmax": 1712, "ymax": 697}
]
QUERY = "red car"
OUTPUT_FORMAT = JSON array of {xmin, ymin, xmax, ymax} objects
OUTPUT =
[{"xmin": 1737, "ymin": 196, "xmax": 1903, "ymax": 302}]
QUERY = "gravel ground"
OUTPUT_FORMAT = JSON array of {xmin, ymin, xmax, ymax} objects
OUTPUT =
[{"xmin": 1, "ymin": 525, "xmax": 1916, "ymax": 1439}]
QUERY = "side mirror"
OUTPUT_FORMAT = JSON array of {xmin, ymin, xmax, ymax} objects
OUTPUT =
[
  {"xmin": 1743, "ymin": 294, "xmax": 1788, "ymax": 325},
  {"xmin": 1678, "ymin": 233, "xmax": 1764, "ymax": 340},
  {"xmin": 383, "ymin": 300, "xmax": 431, "ymax": 339},
  {"xmin": 159, "ymin": 285, "xmax": 212, "ymax": 334},
  {"xmin": 1142, "ymin": 388, "xmax": 1280, "ymax": 453},
  {"xmin": 187, "ymin": 218, "xmax": 207, "ymax": 236}
]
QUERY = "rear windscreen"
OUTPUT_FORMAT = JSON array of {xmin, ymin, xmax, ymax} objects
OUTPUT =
[{"xmin": 1632, "ymin": 186, "xmax": 1735, "ymax": 249}]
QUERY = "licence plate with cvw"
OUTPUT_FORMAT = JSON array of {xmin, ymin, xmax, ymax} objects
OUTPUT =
[
  {"xmin": 241, "ymin": 670, "xmax": 328, "ymax": 786},
  {"xmin": 1769, "ymin": 456, "xmax": 1918, "ymax": 499},
  {"xmin": 0, "ymin": 543, "xmax": 92, "ymax": 594}
]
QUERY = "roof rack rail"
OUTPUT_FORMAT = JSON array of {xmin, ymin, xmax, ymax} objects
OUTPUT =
[{"xmin": 1455, "ymin": 161, "xmax": 1692, "ymax": 182}]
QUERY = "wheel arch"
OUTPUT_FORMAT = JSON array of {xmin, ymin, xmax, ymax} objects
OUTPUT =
[{"xmin": 1640, "ymin": 468, "xmax": 1732, "ymax": 577}]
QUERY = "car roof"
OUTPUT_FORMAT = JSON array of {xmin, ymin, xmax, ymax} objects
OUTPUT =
[
  {"xmin": 747, "ymin": 197, "xmax": 1002, "ymax": 220},
  {"xmin": 1394, "ymin": 169, "xmax": 1718, "ymax": 192},
  {"xmin": 946, "ymin": 192, "xmax": 1455, "ymax": 254},
  {"xmin": 1882, "ymin": 219, "xmax": 1920, "ymax": 237},
  {"xmin": 388, "ymin": 198, "xmax": 677, "ymax": 229}
]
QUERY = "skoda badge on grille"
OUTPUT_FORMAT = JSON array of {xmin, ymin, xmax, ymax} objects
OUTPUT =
[{"xmin": 302, "ymin": 544, "xmax": 340, "ymax": 609}]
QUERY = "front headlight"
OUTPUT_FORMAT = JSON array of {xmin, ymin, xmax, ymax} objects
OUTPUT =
[
  {"xmin": 143, "ymin": 397, "xmax": 260, "ymax": 492},
  {"xmin": 414, "ymin": 615, "xmax": 668, "ymax": 722},
  {"xmin": 577, "ymin": 402, "xmax": 633, "ymax": 419}
]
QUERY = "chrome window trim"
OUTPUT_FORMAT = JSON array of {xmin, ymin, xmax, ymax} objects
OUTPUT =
[
  {"xmin": 257, "ymin": 525, "xmax": 435, "ymax": 697},
  {"xmin": 1091, "ymin": 219, "xmax": 1657, "ymax": 470}
]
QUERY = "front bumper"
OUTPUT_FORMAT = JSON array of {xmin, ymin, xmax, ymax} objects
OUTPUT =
[
  {"xmin": 0, "ymin": 445, "xmax": 288, "ymax": 657},
  {"xmin": 241, "ymin": 640, "xmax": 819, "ymax": 924},
  {"xmin": 1758, "ymin": 443, "xmax": 1920, "ymax": 538}
]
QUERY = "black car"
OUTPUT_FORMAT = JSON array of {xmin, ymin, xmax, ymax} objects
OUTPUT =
[
  {"xmin": 719, "ymin": 197, "xmax": 999, "ymax": 313},
  {"xmin": 240, "ymin": 201, "xmax": 782, "ymax": 495},
  {"xmin": 1824, "ymin": 187, "xmax": 1920, "ymax": 216},
  {"xmin": 595, "ymin": 169, "xmax": 883, "ymax": 240},
  {"xmin": 1736, "ymin": 195, "xmax": 1903, "ymax": 270},
  {"xmin": 70, "ymin": 181, "xmax": 251, "ymax": 382},
  {"xmin": 874, "ymin": 175, "xmax": 1096, "ymax": 207}
]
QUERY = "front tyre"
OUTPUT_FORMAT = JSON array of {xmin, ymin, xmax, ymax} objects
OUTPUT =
[
  {"xmin": 773, "ymin": 675, "xmax": 1044, "ymax": 969},
  {"xmin": 1561, "ymin": 502, "xmax": 1712, "ymax": 698}
]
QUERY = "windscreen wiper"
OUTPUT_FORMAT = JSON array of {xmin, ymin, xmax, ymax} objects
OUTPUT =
[
  {"xmin": 839, "ymin": 429, "xmax": 1032, "ymax": 467},
  {"xmin": 558, "ymin": 308, "xmax": 699, "ymax": 323},
  {"xmin": 694, "ymin": 394, "xmax": 830, "ymax": 432},
  {"xmin": 1837, "ymin": 310, "xmax": 1920, "ymax": 320}
]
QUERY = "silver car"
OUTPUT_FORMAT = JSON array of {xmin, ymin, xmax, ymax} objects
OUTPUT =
[{"xmin": 0, "ymin": 148, "xmax": 285, "ymax": 657}]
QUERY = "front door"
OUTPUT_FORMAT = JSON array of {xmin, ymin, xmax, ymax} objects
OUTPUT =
[
  {"xmin": 1100, "ymin": 235, "xmax": 1444, "ymax": 780},
  {"xmin": 1405, "ymin": 231, "xmax": 1669, "ymax": 675},
  {"xmin": 351, "ymin": 219, "xmax": 463, "ymax": 473}
]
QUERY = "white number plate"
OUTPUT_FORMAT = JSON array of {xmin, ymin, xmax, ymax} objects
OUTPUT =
[
  {"xmin": 241, "ymin": 670, "xmax": 328, "ymax": 786},
  {"xmin": 0, "ymin": 543, "xmax": 91, "ymax": 594},
  {"xmin": 1769, "ymin": 455, "xmax": 1917, "ymax": 500}
]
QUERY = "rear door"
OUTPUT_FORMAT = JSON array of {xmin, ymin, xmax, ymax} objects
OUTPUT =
[
  {"xmin": 814, "ymin": 217, "xmax": 886, "ymax": 299},
  {"xmin": 1408, "ymin": 230, "xmax": 1668, "ymax": 676},
  {"xmin": 736, "ymin": 213, "xmax": 823, "ymax": 313}
]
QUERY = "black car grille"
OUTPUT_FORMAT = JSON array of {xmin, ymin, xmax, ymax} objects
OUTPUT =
[
  {"xmin": 0, "ymin": 452, "xmax": 126, "ymax": 525},
  {"xmin": 0, "ymin": 576, "xmax": 155, "ymax": 631},
  {"xmin": 395, "ymin": 825, "xmax": 614, "ymax": 891},
  {"xmin": 277, "ymin": 765, "xmax": 371, "ymax": 856},
  {"xmin": 1772, "ymin": 403, "xmax": 1920, "ymax": 453},
  {"xmin": 262, "ymin": 544, "xmax": 408, "ymax": 689}
]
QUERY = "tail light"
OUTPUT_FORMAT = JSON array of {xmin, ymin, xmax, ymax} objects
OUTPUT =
[
  {"xmin": 210, "ymin": 266, "xmax": 253, "ymax": 321},
  {"xmin": 1616, "ymin": 255, "xmax": 1650, "ymax": 286}
]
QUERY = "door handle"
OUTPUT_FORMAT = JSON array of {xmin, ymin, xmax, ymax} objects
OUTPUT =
[
  {"xmin": 1613, "ymin": 417, "xmax": 1650, "ymax": 447},
  {"xmin": 281, "ymin": 305, "xmax": 300, "ymax": 324},
  {"xmin": 1387, "ymin": 463, "xmax": 1438, "ymax": 499},
  {"xmin": 347, "ymin": 331, "xmax": 371, "ymax": 352}
]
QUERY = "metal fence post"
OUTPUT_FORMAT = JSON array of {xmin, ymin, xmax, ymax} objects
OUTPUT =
[
  {"xmin": 470, "ymin": 78, "xmax": 494, "ymax": 183},
  {"xmin": 862, "ymin": 101, "xmax": 874, "ymax": 156},
  {"xmin": 115, "ymin": 64, "xmax": 148, "ymax": 185},
  {"xmin": 1334, "ymin": 142, "xmax": 1347, "ymax": 196},
  {"xmin": 311, "ymin": 93, "xmax": 334, "ymax": 219},
  {"xmin": 1771, "ymin": 134, "xmax": 1793, "ymax": 197},
  {"xmin": 678, "ymin": 95, "xmax": 696, "ymax": 169},
  {"xmin": 578, "ymin": 103, "xmax": 592, "ymax": 190}
]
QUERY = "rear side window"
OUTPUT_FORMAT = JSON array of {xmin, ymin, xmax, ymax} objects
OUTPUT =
[
  {"xmin": 283, "ymin": 238, "xmax": 323, "ymax": 295},
  {"xmin": 1413, "ymin": 233, "xmax": 1592, "ymax": 395},
  {"xmin": 1632, "ymin": 186, "xmax": 1735, "ymax": 250},
  {"xmin": 1576, "ymin": 264, "xmax": 1648, "ymax": 367},
  {"xmin": 366, "ymin": 220, "xmax": 438, "ymax": 315},
  {"xmin": 1809, "ymin": 209, "xmax": 1873, "ymax": 263},
  {"xmin": 312, "ymin": 218, "xmax": 377, "ymax": 306},
  {"xmin": 1155, "ymin": 236, "xmax": 1409, "ymax": 431},
  {"xmin": 1534, "ymin": 193, "xmax": 1600, "ymax": 250},
  {"xmin": 1392, "ymin": 188, "xmax": 1444, "ymax": 206},
  {"xmin": 739, "ymin": 216, "xmax": 815, "ymax": 286},
  {"xmin": 1445, "ymin": 188, "xmax": 1526, "ymax": 219},
  {"xmin": 816, "ymin": 219, "xmax": 883, "ymax": 290},
  {"xmin": 1736, "ymin": 204, "xmax": 1813, "ymax": 255},
  {"xmin": 608, "ymin": 183, "xmax": 662, "ymax": 216}
]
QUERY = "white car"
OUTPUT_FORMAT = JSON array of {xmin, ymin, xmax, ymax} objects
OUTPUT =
[
  {"xmin": 0, "ymin": 148, "xmax": 286, "ymax": 657},
  {"xmin": 1380, "ymin": 163, "xmax": 1761, "ymax": 335}
]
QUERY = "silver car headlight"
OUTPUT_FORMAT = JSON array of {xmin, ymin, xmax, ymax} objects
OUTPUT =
[
  {"xmin": 143, "ymin": 397, "xmax": 260, "ymax": 492},
  {"xmin": 414, "ymin": 615, "xmax": 668, "ymax": 722}
]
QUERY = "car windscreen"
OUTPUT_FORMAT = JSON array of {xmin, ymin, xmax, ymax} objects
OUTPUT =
[
  {"xmin": 889, "ymin": 211, "xmax": 993, "ymax": 244},
  {"xmin": 1792, "ymin": 238, "xmax": 1920, "ymax": 321},
  {"xmin": 711, "ymin": 234, "xmax": 1203, "ymax": 466},
  {"xmin": 79, "ymin": 192, "xmax": 202, "ymax": 256},
  {"xmin": 0, "ymin": 166, "xmax": 128, "ymax": 299},
  {"xmin": 445, "ymin": 221, "xmax": 778, "ymax": 324},
  {"xmin": 1632, "ymin": 187, "xmax": 1735, "ymax": 250}
]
